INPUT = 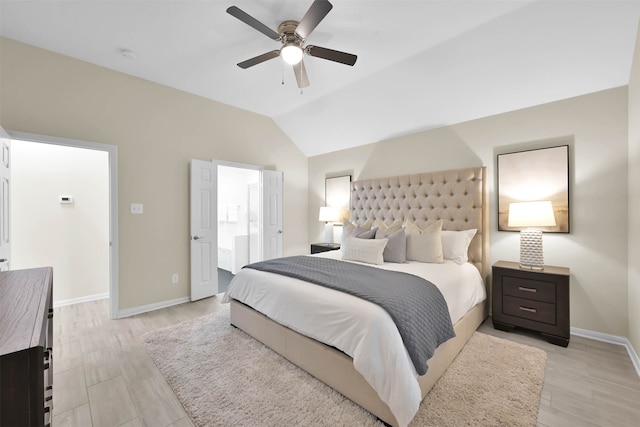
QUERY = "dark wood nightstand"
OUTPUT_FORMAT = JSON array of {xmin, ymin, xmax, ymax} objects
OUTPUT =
[
  {"xmin": 310, "ymin": 243, "xmax": 341, "ymax": 254},
  {"xmin": 492, "ymin": 261, "xmax": 570, "ymax": 347}
]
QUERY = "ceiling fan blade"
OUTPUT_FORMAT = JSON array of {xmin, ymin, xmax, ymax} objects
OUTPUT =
[
  {"xmin": 226, "ymin": 6, "xmax": 280, "ymax": 40},
  {"xmin": 237, "ymin": 50, "xmax": 280, "ymax": 69},
  {"xmin": 295, "ymin": 0, "xmax": 333, "ymax": 39},
  {"xmin": 293, "ymin": 60, "xmax": 310, "ymax": 88},
  {"xmin": 306, "ymin": 45, "xmax": 357, "ymax": 66}
]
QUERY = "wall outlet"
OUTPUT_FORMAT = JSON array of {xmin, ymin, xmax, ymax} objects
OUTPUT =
[
  {"xmin": 171, "ymin": 273, "xmax": 179, "ymax": 284},
  {"xmin": 130, "ymin": 203, "xmax": 143, "ymax": 214}
]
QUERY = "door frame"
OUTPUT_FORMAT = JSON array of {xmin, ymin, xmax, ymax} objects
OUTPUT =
[{"xmin": 7, "ymin": 131, "xmax": 119, "ymax": 319}]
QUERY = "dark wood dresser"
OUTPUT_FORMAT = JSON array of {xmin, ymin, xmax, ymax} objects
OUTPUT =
[
  {"xmin": 0, "ymin": 267, "xmax": 54, "ymax": 426},
  {"xmin": 492, "ymin": 261, "xmax": 570, "ymax": 347}
]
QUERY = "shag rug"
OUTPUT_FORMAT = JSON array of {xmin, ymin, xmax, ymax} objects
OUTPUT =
[{"xmin": 141, "ymin": 308, "xmax": 546, "ymax": 427}]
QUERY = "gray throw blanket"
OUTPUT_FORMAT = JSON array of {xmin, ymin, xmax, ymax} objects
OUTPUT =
[{"xmin": 244, "ymin": 256, "xmax": 455, "ymax": 375}]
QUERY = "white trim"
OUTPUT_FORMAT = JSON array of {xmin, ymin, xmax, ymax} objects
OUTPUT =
[
  {"xmin": 212, "ymin": 159, "xmax": 264, "ymax": 171},
  {"xmin": 116, "ymin": 296, "xmax": 190, "ymax": 319},
  {"xmin": 7, "ymin": 131, "xmax": 119, "ymax": 319},
  {"xmin": 54, "ymin": 292, "xmax": 109, "ymax": 308},
  {"xmin": 571, "ymin": 327, "xmax": 640, "ymax": 378}
]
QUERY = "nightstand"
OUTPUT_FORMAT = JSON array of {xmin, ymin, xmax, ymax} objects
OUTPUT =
[
  {"xmin": 310, "ymin": 243, "xmax": 341, "ymax": 254},
  {"xmin": 492, "ymin": 260, "xmax": 570, "ymax": 347}
]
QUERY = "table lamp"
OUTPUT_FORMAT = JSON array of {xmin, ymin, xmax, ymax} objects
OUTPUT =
[
  {"xmin": 319, "ymin": 207, "xmax": 341, "ymax": 244},
  {"xmin": 508, "ymin": 201, "xmax": 556, "ymax": 270}
]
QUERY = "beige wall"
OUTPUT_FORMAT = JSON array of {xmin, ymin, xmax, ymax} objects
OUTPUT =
[
  {"xmin": 628, "ymin": 20, "xmax": 640, "ymax": 356},
  {"xmin": 11, "ymin": 141, "xmax": 109, "ymax": 303},
  {"xmin": 309, "ymin": 87, "xmax": 630, "ymax": 337},
  {"xmin": 0, "ymin": 37, "xmax": 308, "ymax": 311}
]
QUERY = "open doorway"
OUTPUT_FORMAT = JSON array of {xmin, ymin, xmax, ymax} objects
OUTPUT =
[
  {"xmin": 217, "ymin": 165, "xmax": 260, "ymax": 294},
  {"xmin": 11, "ymin": 140, "xmax": 110, "ymax": 306},
  {"xmin": 7, "ymin": 131, "xmax": 119, "ymax": 318},
  {"xmin": 190, "ymin": 159, "xmax": 282, "ymax": 301}
]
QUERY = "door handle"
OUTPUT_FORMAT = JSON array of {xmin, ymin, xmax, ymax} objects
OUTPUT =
[
  {"xmin": 192, "ymin": 236, "xmax": 204, "ymax": 241},
  {"xmin": 278, "ymin": 230, "xmax": 283, "ymax": 234},
  {"xmin": 0, "ymin": 258, "xmax": 7, "ymax": 263}
]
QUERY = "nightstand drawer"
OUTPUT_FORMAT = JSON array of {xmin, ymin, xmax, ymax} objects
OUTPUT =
[
  {"xmin": 503, "ymin": 296, "xmax": 556, "ymax": 325},
  {"xmin": 502, "ymin": 276, "xmax": 556, "ymax": 303}
]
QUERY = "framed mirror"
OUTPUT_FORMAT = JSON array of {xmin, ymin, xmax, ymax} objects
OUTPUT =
[
  {"xmin": 325, "ymin": 175, "xmax": 351, "ymax": 211},
  {"xmin": 497, "ymin": 145, "xmax": 570, "ymax": 233}
]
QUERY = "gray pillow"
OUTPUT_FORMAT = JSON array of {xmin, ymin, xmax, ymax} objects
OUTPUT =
[
  {"xmin": 375, "ymin": 228, "xmax": 407, "ymax": 263},
  {"xmin": 356, "ymin": 227, "xmax": 378, "ymax": 239}
]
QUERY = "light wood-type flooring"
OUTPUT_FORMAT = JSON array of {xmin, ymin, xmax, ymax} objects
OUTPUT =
[{"xmin": 52, "ymin": 297, "xmax": 640, "ymax": 427}]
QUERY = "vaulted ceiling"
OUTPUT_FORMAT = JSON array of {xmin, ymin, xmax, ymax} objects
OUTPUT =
[{"xmin": 1, "ymin": 1, "xmax": 639, "ymax": 156}]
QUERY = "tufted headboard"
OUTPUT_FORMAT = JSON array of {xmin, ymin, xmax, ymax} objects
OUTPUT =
[{"xmin": 350, "ymin": 167, "xmax": 489, "ymax": 280}]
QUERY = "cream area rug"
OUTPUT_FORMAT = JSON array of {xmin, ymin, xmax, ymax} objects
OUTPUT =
[{"xmin": 141, "ymin": 307, "xmax": 546, "ymax": 427}]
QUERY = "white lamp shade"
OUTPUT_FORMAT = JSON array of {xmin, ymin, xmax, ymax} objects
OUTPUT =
[
  {"xmin": 318, "ymin": 206, "xmax": 341, "ymax": 222},
  {"xmin": 508, "ymin": 201, "xmax": 556, "ymax": 228}
]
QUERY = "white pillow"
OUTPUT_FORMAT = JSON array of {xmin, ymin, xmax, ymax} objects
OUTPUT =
[
  {"xmin": 441, "ymin": 229, "xmax": 477, "ymax": 264},
  {"xmin": 405, "ymin": 219, "xmax": 444, "ymax": 263},
  {"xmin": 342, "ymin": 237, "xmax": 388, "ymax": 265}
]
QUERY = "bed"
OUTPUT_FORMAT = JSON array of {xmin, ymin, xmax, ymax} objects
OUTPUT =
[{"xmin": 223, "ymin": 166, "xmax": 489, "ymax": 427}]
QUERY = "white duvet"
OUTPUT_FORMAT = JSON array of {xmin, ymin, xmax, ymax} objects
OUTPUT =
[{"xmin": 222, "ymin": 251, "xmax": 486, "ymax": 427}]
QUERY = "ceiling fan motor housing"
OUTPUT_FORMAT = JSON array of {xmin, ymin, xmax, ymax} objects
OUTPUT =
[{"xmin": 278, "ymin": 20, "xmax": 303, "ymax": 46}]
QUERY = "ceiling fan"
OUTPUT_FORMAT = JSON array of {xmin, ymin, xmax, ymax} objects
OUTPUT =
[{"xmin": 226, "ymin": 0, "xmax": 357, "ymax": 88}]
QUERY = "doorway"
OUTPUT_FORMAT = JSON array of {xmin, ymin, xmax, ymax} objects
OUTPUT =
[
  {"xmin": 7, "ymin": 131, "xmax": 118, "ymax": 318},
  {"xmin": 189, "ymin": 159, "xmax": 283, "ymax": 301},
  {"xmin": 217, "ymin": 165, "xmax": 260, "ymax": 293}
]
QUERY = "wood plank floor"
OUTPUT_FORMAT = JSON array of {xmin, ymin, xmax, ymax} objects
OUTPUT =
[{"xmin": 52, "ymin": 297, "xmax": 640, "ymax": 427}]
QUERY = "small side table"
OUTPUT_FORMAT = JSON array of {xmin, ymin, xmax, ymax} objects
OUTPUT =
[
  {"xmin": 492, "ymin": 260, "xmax": 570, "ymax": 347},
  {"xmin": 310, "ymin": 243, "xmax": 341, "ymax": 254}
]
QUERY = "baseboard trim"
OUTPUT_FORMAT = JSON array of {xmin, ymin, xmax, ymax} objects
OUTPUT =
[
  {"xmin": 116, "ymin": 296, "xmax": 190, "ymax": 319},
  {"xmin": 53, "ymin": 292, "xmax": 109, "ymax": 308},
  {"xmin": 571, "ymin": 326, "xmax": 640, "ymax": 378}
]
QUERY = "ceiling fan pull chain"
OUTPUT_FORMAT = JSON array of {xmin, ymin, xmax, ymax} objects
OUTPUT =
[{"xmin": 281, "ymin": 62, "xmax": 285, "ymax": 85}]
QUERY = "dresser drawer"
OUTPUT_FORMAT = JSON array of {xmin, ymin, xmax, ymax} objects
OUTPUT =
[
  {"xmin": 502, "ymin": 296, "xmax": 556, "ymax": 325},
  {"xmin": 502, "ymin": 276, "xmax": 556, "ymax": 303}
]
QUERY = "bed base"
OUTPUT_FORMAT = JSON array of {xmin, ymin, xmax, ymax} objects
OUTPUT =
[{"xmin": 230, "ymin": 299, "xmax": 487, "ymax": 426}]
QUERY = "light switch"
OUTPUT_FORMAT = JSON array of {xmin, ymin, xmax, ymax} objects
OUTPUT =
[{"xmin": 130, "ymin": 203, "xmax": 143, "ymax": 214}]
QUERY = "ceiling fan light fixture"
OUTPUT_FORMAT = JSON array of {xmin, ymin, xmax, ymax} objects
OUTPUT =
[{"xmin": 281, "ymin": 43, "xmax": 303, "ymax": 65}]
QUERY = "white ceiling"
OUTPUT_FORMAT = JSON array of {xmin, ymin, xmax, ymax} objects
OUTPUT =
[{"xmin": 1, "ymin": 1, "xmax": 639, "ymax": 157}]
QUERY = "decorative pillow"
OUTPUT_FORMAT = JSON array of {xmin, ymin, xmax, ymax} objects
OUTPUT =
[
  {"xmin": 375, "ymin": 227, "xmax": 406, "ymax": 263},
  {"xmin": 342, "ymin": 237, "xmax": 388, "ymax": 265},
  {"xmin": 441, "ymin": 229, "xmax": 477, "ymax": 264},
  {"xmin": 405, "ymin": 219, "xmax": 444, "ymax": 263},
  {"xmin": 356, "ymin": 227, "xmax": 377, "ymax": 239},
  {"xmin": 341, "ymin": 218, "xmax": 373, "ymax": 246},
  {"xmin": 376, "ymin": 219, "xmax": 403, "ymax": 235}
]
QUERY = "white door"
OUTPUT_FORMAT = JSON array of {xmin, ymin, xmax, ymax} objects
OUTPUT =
[
  {"xmin": 262, "ymin": 170, "xmax": 283, "ymax": 260},
  {"xmin": 190, "ymin": 159, "xmax": 217, "ymax": 300},
  {"xmin": 0, "ymin": 127, "xmax": 10, "ymax": 272}
]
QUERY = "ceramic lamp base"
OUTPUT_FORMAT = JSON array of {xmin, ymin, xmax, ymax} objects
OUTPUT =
[
  {"xmin": 519, "ymin": 228, "xmax": 544, "ymax": 270},
  {"xmin": 324, "ymin": 222, "xmax": 334, "ymax": 244}
]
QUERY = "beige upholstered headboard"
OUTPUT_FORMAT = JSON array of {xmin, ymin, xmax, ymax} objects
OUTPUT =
[{"xmin": 350, "ymin": 167, "xmax": 489, "ymax": 280}]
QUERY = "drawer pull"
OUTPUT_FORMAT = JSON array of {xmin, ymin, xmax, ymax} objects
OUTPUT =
[
  {"xmin": 518, "ymin": 286, "xmax": 537, "ymax": 293},
  {"xmin": 519, "ymin": 306, "xmax": 537, "ymax": 313}
]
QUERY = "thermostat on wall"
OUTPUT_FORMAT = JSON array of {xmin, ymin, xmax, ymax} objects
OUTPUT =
[{"xmin": 59, "ymin": 195, "xmax": 74, "ymax": 204}]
